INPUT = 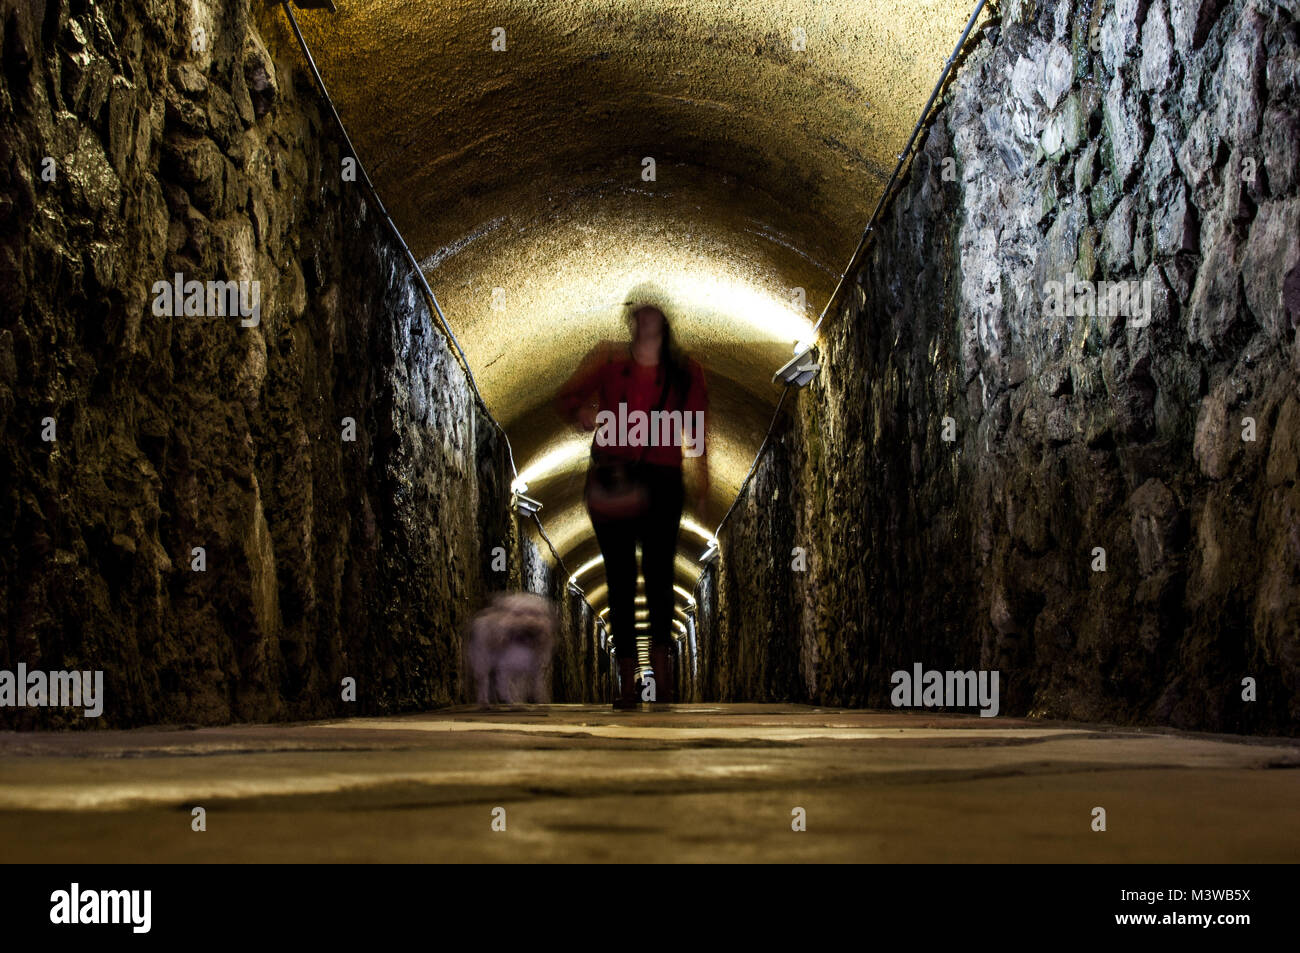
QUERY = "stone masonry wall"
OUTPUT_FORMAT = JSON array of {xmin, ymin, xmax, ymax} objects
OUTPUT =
[
  {"xmin": 697, "ymin": 0, "xmax": 1299, "ymax": 734},
  {"xmin": 0, "ymin": 0, "xmax": 559, "ymax": 726}
]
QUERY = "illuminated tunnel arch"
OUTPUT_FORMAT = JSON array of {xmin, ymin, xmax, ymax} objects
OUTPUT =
[{"xmin": 291, "ymin": 0, "xmax": 984, "ymax": 624}]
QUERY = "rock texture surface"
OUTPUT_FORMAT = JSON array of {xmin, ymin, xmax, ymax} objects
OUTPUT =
[
  {"xmin": 0, "ymin": 0, "xmax": 589, "ymax": 727},
  {"xmin": 698, "ymin": 0, "xmax": 1299, "ymax": 733}
]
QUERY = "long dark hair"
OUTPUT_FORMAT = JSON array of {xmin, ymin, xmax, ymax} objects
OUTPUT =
[{"xmin": 625, "ymin": 303, "xmax": 692, "ymax": 406}]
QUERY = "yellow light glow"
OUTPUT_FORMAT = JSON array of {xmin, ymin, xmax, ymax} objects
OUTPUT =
[
  {"xmin": 663, "ymin": 269, "xmax": 814, "ymax": 349},
  {"xmin": 679, "ymin": 517, "xmax": 715, "ymax": 544},
  {"xmin": 514, "ymin": 432, "xmax": 593, "ymax": 490},
  {"xmin": 568, "ymin": 555, "xmax": 604, "ymax": 584}
]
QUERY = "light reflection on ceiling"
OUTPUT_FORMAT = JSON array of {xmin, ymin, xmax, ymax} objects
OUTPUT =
[{"xmin": 286, "ymin": 0, "xmax": 983, "ymax": 619}]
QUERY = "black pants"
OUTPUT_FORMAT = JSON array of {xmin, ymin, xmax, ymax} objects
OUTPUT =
[{"xmin": 590, "ymin": 463, "xmax": 683, "ymax": 660}]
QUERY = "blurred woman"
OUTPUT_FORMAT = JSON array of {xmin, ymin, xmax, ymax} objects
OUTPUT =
[{"xmin": 556, "ymin": 298, "xmax": 709, "ymax": 708}]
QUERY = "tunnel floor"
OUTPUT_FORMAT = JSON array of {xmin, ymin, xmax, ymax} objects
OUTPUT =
[{"xmin": 1, "ymin": 706, "xmax": 1297, "ymax": 863}]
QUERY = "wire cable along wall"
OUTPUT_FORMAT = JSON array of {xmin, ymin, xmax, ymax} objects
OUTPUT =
[
  {"xmin": 278, "ymin": 2, "xmax": 592, "ymax": 614},
  {"xmin": 811, "ymin": 0, "xmax": 990, "ymax": 339}
]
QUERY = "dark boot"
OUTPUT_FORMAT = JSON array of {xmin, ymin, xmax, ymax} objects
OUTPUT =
[
  {"xmin": 650, "ymin": 643, "xmax": 675, "ymax": 705},
  {"xmin": 613, "ymin": 658, "xmax": 639, "ymax": 710}
]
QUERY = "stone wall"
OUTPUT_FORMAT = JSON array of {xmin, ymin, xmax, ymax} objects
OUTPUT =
[
  {"xmin": 698, "ymin": 0, "xmax": 1299, "ymax": 733},
  {"xmin": 516, "ymin": 523, "xmax": 605, "ymax": 703},
  {"xmin": 0, "ymin": 0, "xmax": 578, "ymax": 726}
]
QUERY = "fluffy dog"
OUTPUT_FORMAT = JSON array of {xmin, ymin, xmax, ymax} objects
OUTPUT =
[{"xmin": 465, "ymin": 592, "xmax": 557, "ymax": 705}]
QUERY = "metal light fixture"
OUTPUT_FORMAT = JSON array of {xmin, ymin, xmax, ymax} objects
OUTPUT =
[
  {"xmin": 773, "ymin": 340, "xmax": 820, "ymax": 387},
  {"xmin": 512, "ymin": 494, "xmax": 542, "ymax": 516},
  {"xmin": 511, "ymin": 479, "xmax": 543, "ymax": 517}
]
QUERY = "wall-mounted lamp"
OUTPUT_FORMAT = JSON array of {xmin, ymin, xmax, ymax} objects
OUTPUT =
[
  {"xmin": 773, "ymin": 341, "xmax": 820, "ymax": 387},
  {"xmin": 512, "ymin": 490, "xmax": 543, "ymax": 517}
]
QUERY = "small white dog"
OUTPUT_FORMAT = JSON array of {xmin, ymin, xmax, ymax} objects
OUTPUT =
[{"xmin": 465, "ymin": 592, "xmax": 557, "ymax": 705}]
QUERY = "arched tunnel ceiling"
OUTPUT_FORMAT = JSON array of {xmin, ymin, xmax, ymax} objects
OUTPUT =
[{"xmin": 292, "ymin": 0, "xmax": 982, "ymax": 613}]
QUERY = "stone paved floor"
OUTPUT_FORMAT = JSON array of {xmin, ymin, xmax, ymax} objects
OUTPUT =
[{"xmin": 1, "ymin": 705, "xmax": 1297, "ymax": 862}]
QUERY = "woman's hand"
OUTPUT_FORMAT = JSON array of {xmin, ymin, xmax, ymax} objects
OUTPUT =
[{"xmin": 576, "ymin": 405, "xmax": 598, "ymax": 431}]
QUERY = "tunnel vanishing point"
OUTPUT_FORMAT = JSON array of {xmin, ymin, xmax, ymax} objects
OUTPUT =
[{"xmin": 0, "ymin": 0, "xmax": 1298, "ymax": 750}]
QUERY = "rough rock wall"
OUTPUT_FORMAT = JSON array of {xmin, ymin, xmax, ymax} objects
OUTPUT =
[
  {"xmin": 694, "ymin": 440, "xmax": 809, "ymax": 703},
  {"xmin": 554, "ymin": 585, "xmax": 600, "ymax": 702},
  {"xmin": 514, "ymin": 524, "xmax": 602, "ymax": 703},
  {"xmin": 0, "ymin": 0, "xmax": 541, "ymax": 726},
  {"xmin": 699, "ymin": 0, "xmax": 1299, "ymax": 733}
]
